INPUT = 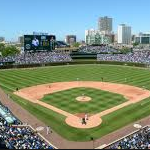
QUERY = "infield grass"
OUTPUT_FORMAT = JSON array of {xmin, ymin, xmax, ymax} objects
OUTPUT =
[{"xmin": 42, "ymin": 87, "xmax": 127, "ymax": 114}]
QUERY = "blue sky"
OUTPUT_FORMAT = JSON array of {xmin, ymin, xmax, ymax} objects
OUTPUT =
[{"xmin": 1, "ymin": 0, "xmax": 150, "ymax": 41}]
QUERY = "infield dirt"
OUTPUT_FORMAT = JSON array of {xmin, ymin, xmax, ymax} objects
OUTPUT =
[{"xmin": 14, "ymin": 81, "xmax": 150, "ymax": 129}]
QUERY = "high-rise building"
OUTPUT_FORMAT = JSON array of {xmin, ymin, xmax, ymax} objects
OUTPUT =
[
  {"xmin": 98, "ymin": 16, "xmax": 112, "ymax": 34},
  {"xmin": 114, "ymin": 34, "xmax": 118, "ymax": 43},
  {"xmin": 109, "ymin": 34, "xmax": 115, "ymax": 43},
  {"xmin": 65, "ymin": 35, "xmax": 76, "ymax": 45},
  {"xmin": 118, "ymin": 24, "xmax": 131, "ymax": 45},
  {"xmin": 135, "ymin": 32, "xmax": 150, "ymax": 44}
]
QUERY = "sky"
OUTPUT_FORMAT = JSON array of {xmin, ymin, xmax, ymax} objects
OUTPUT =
[{"xmin": 0, "ymin": 0, "xmax": 150, "ymax": 41}]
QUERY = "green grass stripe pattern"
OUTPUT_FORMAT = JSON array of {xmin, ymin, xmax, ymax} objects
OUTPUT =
[
  {"xmin": 42, "ymin": 87, "xmax": 127, "ymax": 114},
  {"xmin": 0, "ymin": 64, "xmax": 150, "ymax": 141}
]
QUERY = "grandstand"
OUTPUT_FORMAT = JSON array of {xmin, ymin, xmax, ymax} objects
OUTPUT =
[
  {"xmin": 78, "ymin": 45, "xmax": 119, "ymax": 54},
  {"xmin": 104, "ymin": 126, "xmax": 150, "ymax": 149},
  {"xmin": 0, "ymin": 51, "xmax": 72, "ymax": 65},
  {"xmin": 1, "ymin": 46, "xmax": 150, "ymax": 66},
  {"xmin": 0, "ymin": 98, "xmax": 56, "ymax": 149},
  {"xmin": 97, "ymin": 50, "xmax": 150, "ymax": 64}
]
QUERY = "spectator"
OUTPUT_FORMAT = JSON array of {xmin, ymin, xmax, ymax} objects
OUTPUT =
[
  {"xmin": 0, "ymin": 51, "xmax": 72, "ymax": 65},
  {"xmin": 97, "ymin": 50, "xmax": 150, "ymax": 64},
  {"xmin": 0, "ymin": 102, "xmax": 55, "ymax": 149},
  {"xmin": 79, "ymin": 45, "xmax": 119, "ymax": 54},
  {"xmin": 105, "ymin": 126, "xmax": 150, "ymax": 149}
]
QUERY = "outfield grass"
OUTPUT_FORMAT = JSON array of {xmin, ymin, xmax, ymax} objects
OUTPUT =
[
  {"xmin": 0, "ymin": 64, "xmax": 150, "ymax": 141},
  {"xmin": 42, "ymin": 87, "xmax": 127, "ymax": 114}
]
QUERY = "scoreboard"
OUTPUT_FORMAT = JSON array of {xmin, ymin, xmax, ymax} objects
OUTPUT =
[{"xmin": 24, "ymin": 35, "xmax": 56, "ymax": 51}]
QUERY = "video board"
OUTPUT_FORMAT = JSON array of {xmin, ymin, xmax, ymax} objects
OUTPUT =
[{"xmin": 24, "ymin": 35, "xmax": 56, "ymax": 51}]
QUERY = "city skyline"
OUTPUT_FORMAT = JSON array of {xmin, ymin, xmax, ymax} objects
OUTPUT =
[{"xmin": 1, "ymin": 0, "xmax": 150, "ymax": 41}]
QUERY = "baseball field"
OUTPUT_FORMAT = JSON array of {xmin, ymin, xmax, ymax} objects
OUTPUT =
[{"xmin": 0, "ymin": 64, "xmax": 150, "ymax": 142}]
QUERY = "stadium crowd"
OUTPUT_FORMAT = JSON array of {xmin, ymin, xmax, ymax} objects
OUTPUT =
[
  {"xmin": 0, "ymin": 102, "xmax": 55, "ymax": 149},
  {"xmin": 97, "ymin": 50, "xmax": 150, "ymax": 64},
  {"xmin": 0, "ymin": 51, "xmax": 72, "ymax": 65},
  {"xmin": 106, "ymin": 126, "xmax": 150, "ymax": 149},
  {"xmin": 0, "ymin": 55, "xmax": 15, "ymax": 64},
  {"xmin": 79, "ymin": 45, "xmax": 119, "ymax": 54},
  {"xmin": 1, "ymin": 47, "xmax": 150, "ymax": 65}
]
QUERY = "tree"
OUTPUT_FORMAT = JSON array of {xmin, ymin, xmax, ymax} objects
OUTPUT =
[
  {"xmin": 72, "ymin": 42, "xmax": 80, "ymax": 48},
  {"xmin": 133, "ymin": 42, "xmax": 139, "ymax": 47},
  {"xmin": 0, "ymin": 43, "xmax": 5, "ymax": 52},
  {"xmin": 2, "ymin": 45, "xmax": 20, "ymax": 57},
  {"xmin": 120, "ymin": 47, "xmax": 132, "ymax": 54}
]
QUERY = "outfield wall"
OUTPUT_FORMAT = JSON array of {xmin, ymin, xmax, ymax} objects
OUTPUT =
[{"xmin": 0, "ymin": 60, "xmax": 147, "ymax": 70}]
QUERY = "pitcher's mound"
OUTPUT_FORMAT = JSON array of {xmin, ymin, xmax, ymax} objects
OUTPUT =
[
  {"xmin": 65, "ymin": 115, "xmax": 102, "ymax": 129},
  {"xmin": 76, "ymin": 96, "xmax": 92, "ymax": 102}
]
